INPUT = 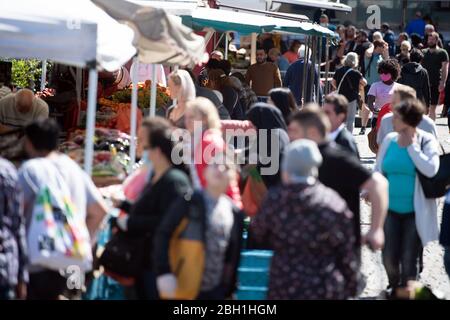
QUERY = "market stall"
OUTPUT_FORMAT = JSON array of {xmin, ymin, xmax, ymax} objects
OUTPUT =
[
  {"xmin": 93, "ymin": 0, "xmax": 207, "ymax": 170},
  {"xmin": 0, "ymin": 0, "xmax": 136, "ymax": 176}
]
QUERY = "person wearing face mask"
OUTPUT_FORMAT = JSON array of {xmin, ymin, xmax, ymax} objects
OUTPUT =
[
  {"xmin": 367, "ymin": 59, "xmax": 403, "ymax": 129},
  {"xmin": 112, "ymin": 117, "xmax": 192, "ymax": 300},
  {"xmin": 359, "ymin": 40, "xmax": 389, "ymax": 135},
  {"xmin": 421, "ymin": 32, "xmax": 449, "ymax": 121},
  {"xmin": 154, "ymin": 155, "xmax": 244, "ymax": 300}
]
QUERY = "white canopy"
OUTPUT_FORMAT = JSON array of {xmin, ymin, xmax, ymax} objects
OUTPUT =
[
  {"xmin": 0, "ymin": 0, "xmax": 136, "ymax": 71},
  {"xmin": 93, "ymin": 0, "xmax": 206, "ymax": 66}
]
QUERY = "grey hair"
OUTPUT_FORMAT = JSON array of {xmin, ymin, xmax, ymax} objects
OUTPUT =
[{"xmin": 343, "ymin": 52, "xmax": 359, "ymax": 68}]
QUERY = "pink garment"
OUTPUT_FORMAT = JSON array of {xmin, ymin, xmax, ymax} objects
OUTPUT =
[
  {"xmin": 221, "ymin": 120, "xmax": 256, "ymax": 132},
  {"xmin": 367, "ymin": 81, "xmax": 402, "ymax": 112},
  {"xmin": 123, "ymin": 166, "xmax": 150, "ymax": 201}
]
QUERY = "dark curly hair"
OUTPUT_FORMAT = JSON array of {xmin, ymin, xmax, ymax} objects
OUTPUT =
[
  {"xmin": 394, "ymin": 99, "xmax": 425, "ymax": 128},
  {"xmin": 378, "ymin": 58, "xmax": 401, "ymax": 81}
]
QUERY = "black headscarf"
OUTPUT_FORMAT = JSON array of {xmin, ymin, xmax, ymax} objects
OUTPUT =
[
  {"xmin": 246, "ymin": 103, "xmax": 289, "ymax": 189},
  {"xmin": 246, "ymin": 103, "xmax": 287, "ymax": 131}
]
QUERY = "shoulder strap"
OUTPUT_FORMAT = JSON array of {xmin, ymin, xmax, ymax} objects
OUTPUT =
[
  {"xmin": 337, "ymin": 68, "xmax": 353, "ymax": 93},
  {"xmin": 365, "ymin": 54, "xmax": 375, "ymax": 77}
]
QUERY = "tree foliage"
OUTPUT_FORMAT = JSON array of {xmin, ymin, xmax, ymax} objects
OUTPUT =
[{"xmin": 11, "ymin": 59, "xmax": 51, "ymax": 89}]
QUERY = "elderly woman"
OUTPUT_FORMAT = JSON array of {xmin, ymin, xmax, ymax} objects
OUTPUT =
[
  {"xmin": 166, "ymin": 70, "xmax": 196, "ymax": 128},
  {"xmin": 375, "ymin": 99, "xmax": 440, "ymax": 298},
  {"xmin": 250, "ymin": 139, "xmax": 358, "ymax": 300},
  {"xmin": 332, "ymin": 52, "xmax": 367, "ymax": 132}
]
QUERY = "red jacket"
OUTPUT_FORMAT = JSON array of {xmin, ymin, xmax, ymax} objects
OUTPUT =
[
  {"xmin": 194, "ymin": 129, "xmax": 242, "ymax": 208},
  {"xmin": 376, "ymin": 103, "xmax": 392, "ymax": 130}
]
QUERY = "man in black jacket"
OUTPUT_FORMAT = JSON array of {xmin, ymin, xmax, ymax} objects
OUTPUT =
[
  {"xmin": 322, "ymin": 94, "xmax": 359, "ymax": 159},
  {"xmin": 399, "ymin": 49, "xmax": 431, "ymax": 109}
]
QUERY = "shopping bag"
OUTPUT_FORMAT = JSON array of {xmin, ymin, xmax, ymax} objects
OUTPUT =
[
  {"xmin": 367, "ymin": 128, "xmax": 378, "ymax": 154},
  {"xmin": 27, "ymin": 182, "xmax": 93, "ymax": 272},
  {"xmin": 241, "ymin": 166, "xmax": 267, "ymax": 217}
]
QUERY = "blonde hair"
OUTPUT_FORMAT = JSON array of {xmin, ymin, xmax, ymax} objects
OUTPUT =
[
  {"xmin": 373, "ymin": 31, "xmax": 383, "ymax": 41},
  {"xmin": 394, "ymin": 85, "xmax": 417, "ymax": 100},
  {"xmin": 401, "ymin": 40, "xmax": 411, "ymax": 51},
  {"xmin": 186, "ymin": 97, "xmax": 221, "ymax": 131},
  {"xmin": 168, "ymin": 69, "xmax": 196, "ymax": 103}
]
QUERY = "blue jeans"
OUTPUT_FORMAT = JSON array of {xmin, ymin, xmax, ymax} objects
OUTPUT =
[{"xmin": 382, "ymin": 211, "xmax": 422, "ymax": 288}]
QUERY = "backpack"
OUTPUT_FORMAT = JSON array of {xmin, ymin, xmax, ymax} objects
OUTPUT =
[
  {"xmin": 26, "ymin": 165, "xmax": 92, "ymax": 272},
  {"xmin": 163, "ymin": 194, "xmax": 206, "ymax": 300}
]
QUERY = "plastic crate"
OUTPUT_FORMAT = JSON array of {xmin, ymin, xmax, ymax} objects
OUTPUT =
[
  {"xmin": 236, "ymin": 286, "xmax": 268, "ymax": 300},
  {"xmin": 239, "ymin": 250, "xmax": 273, "ymax": 268},
  {"xmin": 238, "ymin": 267, "xmax": 270, "ymax": 287}
]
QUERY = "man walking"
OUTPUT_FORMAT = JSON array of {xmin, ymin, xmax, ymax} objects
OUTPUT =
[
  {"xmin": 421, "ymin": 32, "xmax": 449, "ymax": 120},
  {"xmin": 245, "ymin": 48, "xmax": 282, "ymax": 99}
]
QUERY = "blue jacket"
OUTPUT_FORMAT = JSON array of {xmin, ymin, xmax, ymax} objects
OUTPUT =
[
  {"xmin": 284, "ymin": 59, "xmax": 323, "ymax": 105},
  {"xmin": 384, "ymin": 31, "xmax": 396, "ymax": 57},
  {"xmin": 406, "ymin": 18, "xmax": 426, "ymax": 37}
]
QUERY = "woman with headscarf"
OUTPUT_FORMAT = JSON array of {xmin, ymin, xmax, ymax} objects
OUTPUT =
[
  {"xmin": 166, "ymin": 70, "xmax": 196, "ymax": 128},
  {"xmin": 246, "ymin": 103, "xmax": 290, "ymax": 188},
  {"xmin": 250, "ymin": 139, "xmax": 358, "ymax": 299},
  {"xmin": 268, "ymin": 88, "xmax": 298, "ymax": 124},
  {"xmin": 221, "ymin": 103, "xmax": 289, "ymax": 189}
]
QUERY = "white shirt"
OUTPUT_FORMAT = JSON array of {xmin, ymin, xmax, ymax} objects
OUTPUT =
[{"xmin": 328, "ymin": 124, "xmax": 345, "ymax": 141}]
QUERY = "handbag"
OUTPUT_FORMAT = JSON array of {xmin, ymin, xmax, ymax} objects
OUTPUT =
[
  {"xmin": 417, "ymin": 142, "xmax": 450, "ymax": 199},
  {"xmin": 27, "ymin": 167, "xmax": 92, "ymax": 272},
  {"xmin": 367, "ymin": 127, "xmax": 378, "ymax": 154},
  {"xmin": 99, "ymin": 230, "xmax": 145, "ymax": 278},
  {"xmin": 241, "ymin": 166, "xmax": 267, "ymax": 217}
]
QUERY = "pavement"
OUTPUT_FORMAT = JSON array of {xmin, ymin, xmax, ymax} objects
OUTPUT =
[{"xmin": 355, "ymin": 106, "xmax": 450, "ymax": 299}]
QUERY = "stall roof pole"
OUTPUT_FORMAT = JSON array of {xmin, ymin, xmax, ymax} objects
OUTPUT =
[
  {"xmin": 309, "ymin": 36, "xmax": 317, "ymax": 103},
  {"xmin": 317, "ymin": 36, "xmax": 322, "ymax": 104},
  {"xmin": 129, "ymin": 57, "xmax": 139, "ymax": 172},
  {"xmin": 225, "ymin": 32, "xmax": 229, "ymax": 60},
  {"xmin": 301, "ymin": 37, "xmax": 310, "ymax": 107},
  {"xmin": 150, "ymin": 65, "xmax": 157, "ymax": 117},
  {"xmin": 84, "ymin": 68, "xmax": 98, "ymax": 176},
  {"xmin": 324, "ymin": 37, "xmax": 330, "ymax": 95},
  {"xmin": 40, "ymin": 60, "xmax": 47, "ymax": 92},
  {"xmin": 251, "ymin": 33, "xmax": 257, "ymax": 65}
]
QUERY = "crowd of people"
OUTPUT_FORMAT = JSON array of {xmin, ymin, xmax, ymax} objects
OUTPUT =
[{"xmin": 1, "ymin": 11, "xmax": 450, "ymax": 301}]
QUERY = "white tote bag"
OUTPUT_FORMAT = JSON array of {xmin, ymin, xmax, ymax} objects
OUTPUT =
[{"xmin": 27, "ymin": 167, "xmax": 93, "ymax": 272}]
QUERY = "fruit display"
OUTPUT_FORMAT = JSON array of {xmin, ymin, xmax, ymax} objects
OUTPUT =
[
  {"xmin": 61, "ymin": 128, "xmax": 131, "ymax": 182},
  {"xmin": 109, "ymin": 80, "xmax": 171, "ymax": 110}
]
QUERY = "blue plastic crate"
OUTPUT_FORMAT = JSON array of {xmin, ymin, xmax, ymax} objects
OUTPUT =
[
  {"xmin": 236, "ymin": 286, "xmax": 268, "ymax": 300},
  {"xmin": 238, "ymin": 267, "xmax": 270, "ymax": 287},
  {"xmin": 239, "ymin": 250, "xmax": 273, "ymax": 268}
]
